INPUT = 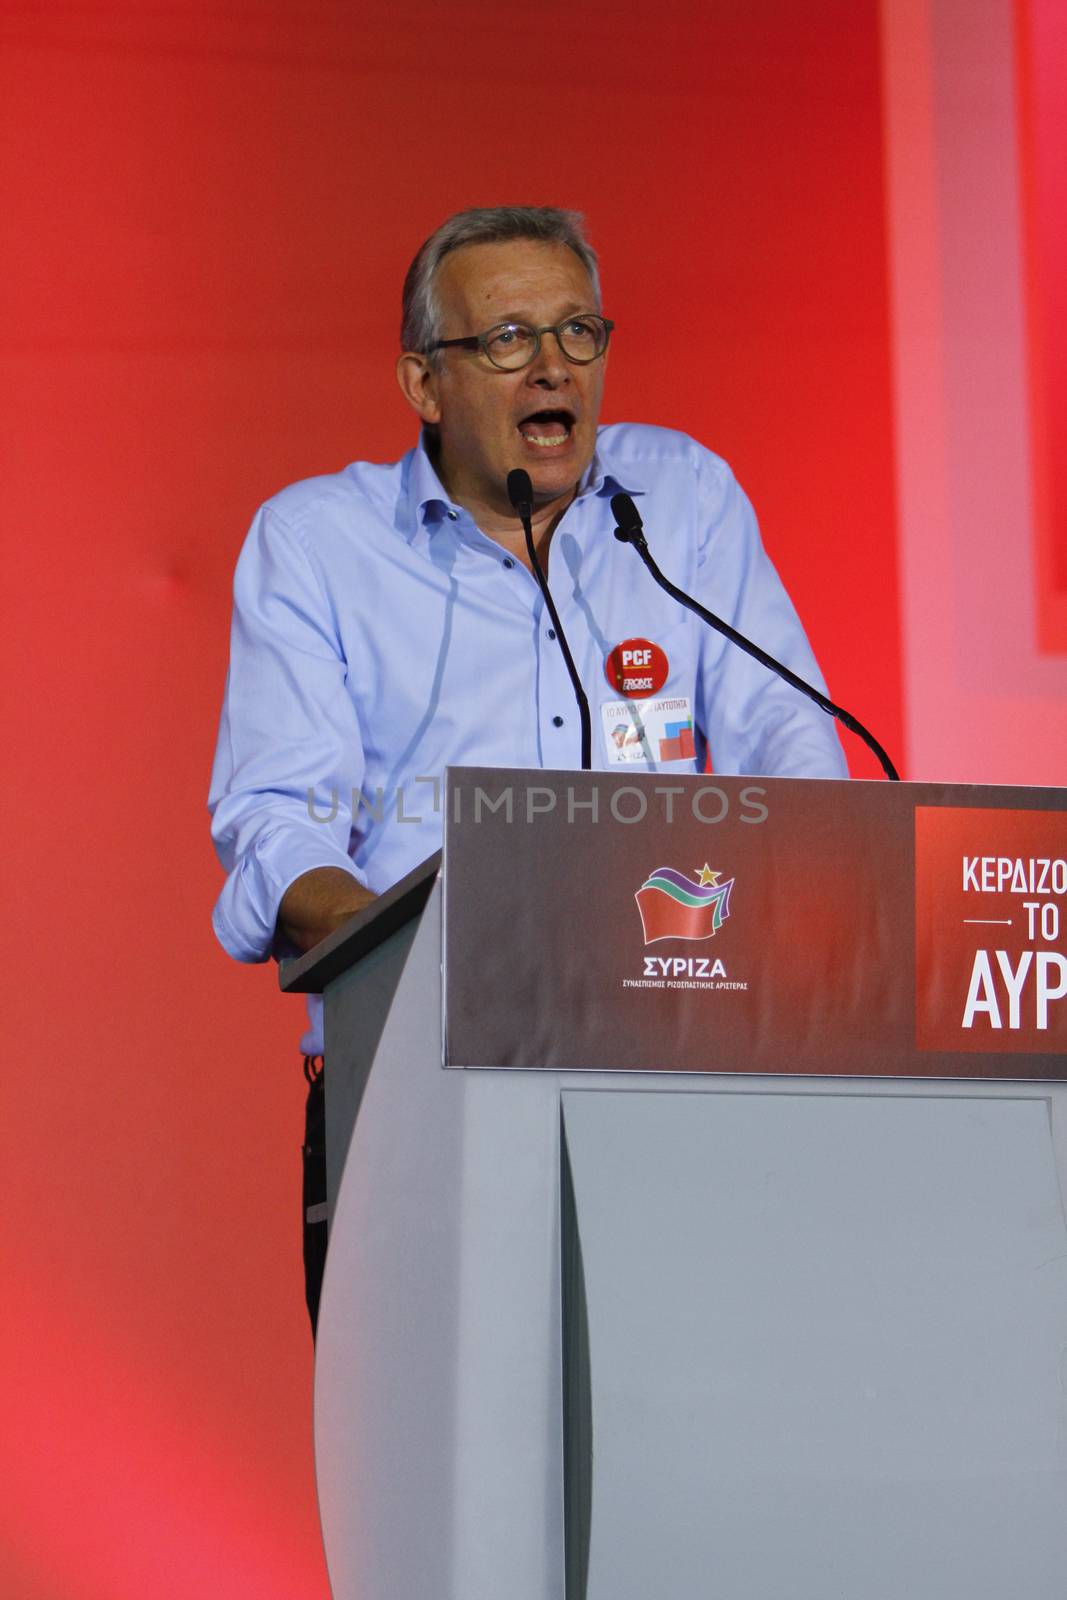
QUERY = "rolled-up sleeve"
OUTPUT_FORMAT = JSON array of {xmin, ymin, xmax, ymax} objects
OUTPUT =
[
  {"xmin": 694, "ymin": 457, "xmax": 848, "ymax": 779},
  {"xmin": 208, "ymin": 504, "xmax": 366, "ymax": 963}
]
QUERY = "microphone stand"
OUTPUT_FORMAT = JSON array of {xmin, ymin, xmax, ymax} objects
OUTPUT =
[{"xmin": 612, "ymin": 498, "xmax": 899, "ymax": 782}]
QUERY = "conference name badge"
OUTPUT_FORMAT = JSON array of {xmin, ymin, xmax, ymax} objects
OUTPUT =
[{"xmin": 601, "ymin": 695, "xmax": 696, "ymax": 766}]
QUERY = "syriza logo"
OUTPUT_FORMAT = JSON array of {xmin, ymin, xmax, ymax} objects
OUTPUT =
[
  {"xmin": 636, "ymin": 863, "xmax": 734, "ymax": 943},
  {"xmin": 624, "ymin": 863, "xmax": 748, "ymax": 992}
]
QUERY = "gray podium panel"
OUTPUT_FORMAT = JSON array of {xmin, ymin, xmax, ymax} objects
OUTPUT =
[
  {"xmin": 314, "ymin": 881, "xmax": 569, "ymax": 1600},
  {"xmin": 562, "ymin": 1087, "xmax": 1067, "ymax": 1600}
]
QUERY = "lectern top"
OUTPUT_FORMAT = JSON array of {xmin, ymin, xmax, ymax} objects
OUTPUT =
[{"xmin": 279, "ymin": 851, "xmax": 440, "ymax": 994}]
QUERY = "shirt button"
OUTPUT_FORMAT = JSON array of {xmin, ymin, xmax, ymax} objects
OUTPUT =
[
  {"xmin": 447, "ymin": 510, "xmax": 458, "ymax": 521},
  {"xmin": 547, "ymin": 628, "xmax": 557, "ymax": 640},
  {"xmin": 503, "ymin": 557, "xmax": 515, "ymax": 569},
  {"xmin": 552, "ymin": 715, "xmax": 564, "ymax": 727}
]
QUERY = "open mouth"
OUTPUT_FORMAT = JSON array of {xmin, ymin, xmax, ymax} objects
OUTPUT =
[{"xmin": 516, "ymin": 408, "xmax": 576, "ymax": 449}]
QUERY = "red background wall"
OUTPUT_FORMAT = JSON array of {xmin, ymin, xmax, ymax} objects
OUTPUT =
[{"xmin": 1, "ymin": 3, "xmax": 1058, "ymax": 1595}]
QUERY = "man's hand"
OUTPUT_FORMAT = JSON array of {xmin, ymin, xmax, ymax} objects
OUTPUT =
[{"xmin": 277, "ymin": 867, "xmax": 377, "ymax": 953}]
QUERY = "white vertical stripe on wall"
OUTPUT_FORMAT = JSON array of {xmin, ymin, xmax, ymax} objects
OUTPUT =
[{"xmin": 880, "ymin": 0, "xmax": 1067, "ymax": 784}]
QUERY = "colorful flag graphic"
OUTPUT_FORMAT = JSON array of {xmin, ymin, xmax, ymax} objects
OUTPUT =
[
  {"xmin": 635, "ymin": 866, "xmax": 734, "ymax": 944},
  {"xmin": 658, "ymin": 718, "xmax": 695, "ymax": 762}
]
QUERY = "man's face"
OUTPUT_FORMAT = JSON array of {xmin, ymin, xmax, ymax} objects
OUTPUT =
[{"xmin": 400, "ymin": 238, "xmax": 607, "ymax": 522}]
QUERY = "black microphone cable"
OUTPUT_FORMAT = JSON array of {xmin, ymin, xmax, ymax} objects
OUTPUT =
[
  {"xmin": 611, "ymin": 491, "xmax": 899, "ymax": 781},
  {"xmin": 507, "ymin": 469, "xmax": 592, "ymax": 770}
]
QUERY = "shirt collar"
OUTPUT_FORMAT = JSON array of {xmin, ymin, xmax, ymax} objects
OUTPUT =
[
  {"xmin": 402, "ymin": 435, "xmax": 458, "ymax": 540},
  {"xmin": 402, "ymin": 426, "xmax": 647, "ymax": 541},
  {"xmin": 583, "ymin": 429, "xmax": 648, "ymax": 501}
]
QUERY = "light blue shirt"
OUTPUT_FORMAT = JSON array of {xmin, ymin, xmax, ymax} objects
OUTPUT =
[{"xmin": 209, "ymin": 423, "xmax": 846, "ymax": 1051}]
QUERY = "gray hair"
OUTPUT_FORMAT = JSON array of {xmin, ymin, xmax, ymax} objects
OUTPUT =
[{"xmin": 401, "ymin": 205, "xmax": 601, "ymax": 357}]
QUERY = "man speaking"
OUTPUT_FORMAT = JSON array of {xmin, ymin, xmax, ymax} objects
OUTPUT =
[{"xmin": 208, "ymin": 204, "xmax": 846, "ymax": 1324}]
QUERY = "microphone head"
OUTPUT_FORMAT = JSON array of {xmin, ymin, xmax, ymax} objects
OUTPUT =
[
  {"xmin": 506, "ymin": 468, "xmax": 534, "ymax": 517},
  {"xmin": 611, "ymin": 492, "xmax": 643, "ymax": 538}
]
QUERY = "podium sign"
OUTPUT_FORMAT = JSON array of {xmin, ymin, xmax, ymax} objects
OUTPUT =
[{"xmin": 444, "ymin": 769, "xmax": 1067, "ymax": 1076}]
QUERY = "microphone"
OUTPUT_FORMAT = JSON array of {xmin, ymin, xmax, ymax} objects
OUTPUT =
[
  {"xmin": 507, "ymin": 470, "xmax": 592, "ymax": 770},
  {"xmin": 610, "ymin": 491, "xmax": 900, "ymax": 781},
  {"xmin": 507, "ymin": 467, "xmax": 533, "ymax": 521},
  {"xmin": 611, "ymin": 491, "xmax": 648, "ymax": 552}
]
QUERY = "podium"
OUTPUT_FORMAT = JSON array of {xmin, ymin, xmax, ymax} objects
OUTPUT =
[{"xmin": 282, "ymin": 769, "xmax": 1067, "ymax": 1600}]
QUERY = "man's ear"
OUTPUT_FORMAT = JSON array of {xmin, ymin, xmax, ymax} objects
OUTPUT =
[{"xmin": 396, "ymin": 352, "xmax": 442, "ymax": 425}]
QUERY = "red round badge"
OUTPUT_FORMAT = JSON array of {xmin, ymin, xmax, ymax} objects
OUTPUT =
[{"xmin": 604, "ymin": 638, "xmax": 669, "ymax": 699}]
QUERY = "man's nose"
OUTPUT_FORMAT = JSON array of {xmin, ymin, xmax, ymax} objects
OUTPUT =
[{"xmin": 527, "ymin": 329, "xmax": 571, "ymax": 385}]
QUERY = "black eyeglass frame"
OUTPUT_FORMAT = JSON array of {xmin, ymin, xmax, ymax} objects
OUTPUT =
[{"xmin": 428, "ymin": 314, "xmax": 615, "ymax": 371}]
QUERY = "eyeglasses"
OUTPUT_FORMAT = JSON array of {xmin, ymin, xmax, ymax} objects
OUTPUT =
[{"xmin": 429, "ymin": 313, "xmax": 614, "ymax": 372}]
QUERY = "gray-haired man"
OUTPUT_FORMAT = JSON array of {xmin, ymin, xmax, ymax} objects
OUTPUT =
[{"xmin": 209, "ymin": 205, "xmax": 845, "ymax": 1327}]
